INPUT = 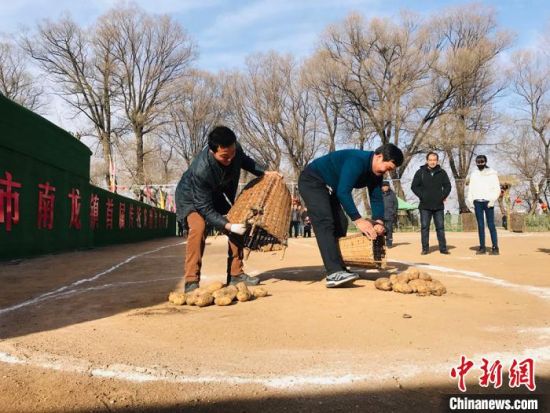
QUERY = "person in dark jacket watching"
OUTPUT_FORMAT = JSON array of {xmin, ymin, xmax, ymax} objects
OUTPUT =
[
  {"xmin": 411, "ymin": 151, "xmax": 452, "ymax": 255},
  {"xmin": 175, "ymin": 126, "xmax": 279, "ymax": 293},
  {"xmin": 298, "ymin": 144, "xmax": 404, "ymax": 288},
  {"xmin": 381, "ymin": 181, "xmax": 398, "ymax": 248}
]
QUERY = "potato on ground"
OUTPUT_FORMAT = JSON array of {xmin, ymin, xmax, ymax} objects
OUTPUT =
[
  {"xmin": 195, "ymin": 292, "xmax": 214, "ymax": 307},
  {"xmin": 205, "ymin": 281, "xmax": 224, "ymax": 293},
  {"xmin": 374, "ymin": 278, "xmax": 392, "ymax": 291},
  {"xmin": 396, "ymin": 273, "xmax": 411, "ymax": 283},
  {"xmin": 236, "ymin": 291, "xmax": 252, "ymax": 302},
  {"xmin": 427, "ymin": 280, "xmax": 446, "ymax": 296},
  {"xmin": 186, "ymin": 288, "xmax": 206, "ymax": 306},
  {"xmin": 407, "ymin": 268, "xmax": 420, "ymax": 280},
  {"xmin": 392, "ymin": 281, "xmax": 413, "ymax": 294},
  {"xmin": 168, "ymin": 291, "xmax": 186, "ymax": 305},
  {"xmin": 389, "ymin": 274, "xmax": 398, "ymax": 284},
  {"xmin": 252, "ymin": 287, "xmax": 268, "ymax": 298},
  {"xmin": 235, "ymin": 282, "xmax": 250, "ymax": 294},
  {"xmin": 419, "ymin": 272, "xmax": 432, "ymax": 281},
  {"xmin": 215, "ymin": 295, "xmax": 233, "ymax": 306}
]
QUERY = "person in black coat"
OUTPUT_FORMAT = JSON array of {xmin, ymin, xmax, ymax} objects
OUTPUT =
[
  {"xmin": 175, "ymin": 126, "xmax": 279, "ymax": 292},
  {"xmin": 381, "ymin": 181, "xmax": 398, "ymax": 247},
  {"xmin": 411, "ymin": 152, "xmax": 452, "ymax": 255}
]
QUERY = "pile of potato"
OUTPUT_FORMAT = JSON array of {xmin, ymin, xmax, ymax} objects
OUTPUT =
[
  {"xmin": 168, "ymin": 281, "xmax": 268, "ymax": 308},
  {"xmin": 374, "ymin": 268, "xmax": 446, "ymax": 296}
]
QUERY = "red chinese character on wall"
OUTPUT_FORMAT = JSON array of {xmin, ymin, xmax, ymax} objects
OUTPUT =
[
  {"xmin": 128, "ymin": 204, "xmax": 134, "ymax": 228},
  {"xmin": 509, "ymin": 358, "xmax": 536, "ymax": 391},
  {"xmin": 90, "ymin": 194, "xmax": 99, "ymax": 229},
  {"xmin": 68, "ymin": 188, "xmax": 81, "ymax": 229},
  {"xmin": 119, "ymin": 202, "xmax": 126, "ymax": 229},
  {"xmin": 142, "ymin": 207, "xmax": 147, "ymax": 228},
  {"xmin": 37, "ymin": 181, "xmax": 56, "ymax": 230},
  {"xmin": 106, "ymin": 198, "xmax": 114, "ymax": 230},
  {"xmin": 136, "ymin": 206, "xmax": 142, "ymax": 228},
  {"xmin": 479, "ymin": 358, "xmax": 503, "ymax": 389},
  {"xmin": 451, "ymin": 355, "xmax": 474, "ymax": 392},
  {"xmin": 0, "ymin": 171, "xmax": 22, "ymax": 232}
]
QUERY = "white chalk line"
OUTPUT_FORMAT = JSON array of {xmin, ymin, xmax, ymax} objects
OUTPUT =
[
  {"xmin": 0, "ymin": 241, "xmax": 186, "ymax": 316},
  {"xmin": 391, "ymin": 260, "xmax": 550, "ymax": 300},
  {"xmin": 1, "ymin": 344, "xmax": 549, "ymax": 389}
]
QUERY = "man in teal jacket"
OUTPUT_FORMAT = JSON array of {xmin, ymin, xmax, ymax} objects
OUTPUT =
[{"xmin": 298, "ymin": 144, "xmax": 403, "ymax": 287}]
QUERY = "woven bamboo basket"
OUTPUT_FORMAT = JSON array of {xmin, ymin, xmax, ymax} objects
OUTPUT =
[
  {"xmin": 338, "ymin": 233, "xmax": 387, "ymax": 269},
  {"xmin": 227, "ymin": 174, "xmax": 292, "ymax": 256}
]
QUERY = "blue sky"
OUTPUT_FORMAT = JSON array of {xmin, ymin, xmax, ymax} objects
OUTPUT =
[{"xmin": 1, "ymin": 0, "xmax": 548, "ymax": 73}]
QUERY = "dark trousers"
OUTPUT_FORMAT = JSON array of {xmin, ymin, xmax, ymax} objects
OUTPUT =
[
  {"xmin": 303, "ymin": 226, "xmax": 312, "ymax": 237},
  {"xmin": 289, "ymin": 221, "xmax": 300, "ymax": 238},
  {"xmin": 298, "ymin": 170, "xmax": 347, "ymax": 274},
  {"xmin": 474, "ymin": 201, "xmax": 498, "ymax": 248},
  {"xmin": 384, "ymin": 219, "xmax": 394, "ymax": 246},
  {"xmin": 420, "ymin": 209, "xmax": 447, "ymax": 252}
]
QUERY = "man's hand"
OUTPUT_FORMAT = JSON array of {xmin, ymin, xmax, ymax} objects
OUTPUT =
[
  {"xmin": 264, "ymin": 170, "xmax": 283, "ymax": 178},
  {"xmin": 225, "ymin": 223, "xmax": 247, "ymax": 235},
  {"xmin": 373, "ymin": 220, "xmax": 385, "ymax": 236},
  {"xmin": 354, "ymin": 218, "xmax": 377, "ymax": 240}
]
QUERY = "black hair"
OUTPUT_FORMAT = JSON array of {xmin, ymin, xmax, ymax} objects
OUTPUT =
[
  {"xmin": 374, "ymin": 143, "xmax": 404, "ymax": 167},
  {"xmin": 208, "ymin": 126, "xmax": 237, "ymax": 152},
  {"xmin": 426, "ymin": 151, "xmax": 439, "ymax": 160},
  {"xmin": 476, "ymin": 155, "xmax": 487, "ymax": 163}
]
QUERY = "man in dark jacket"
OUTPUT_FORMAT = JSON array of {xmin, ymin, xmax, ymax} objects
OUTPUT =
[
  {"xmin": 411, "ymin": 151, "xmax": 452, "ymax": 255},
  {"xmin": 298, "ymin": 143, "xmax": 404, "ymax": 288},
  {"xmin": 175, "ymin": 126, "xmax": 277, "ymax": 292},
  {"xmin": 381, "ymin": 181, "xmax": 398, "ymax": 248}
]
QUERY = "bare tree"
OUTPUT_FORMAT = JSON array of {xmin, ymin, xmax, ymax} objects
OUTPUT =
[
  {"xmin": 317, "ymin": 12, "xmax": 463, "ymax": 197},
  {"xmin": 100, "ymin": 6, "xmax": 196, "ymax": 190},
  {"xmin": 427, "ymin": 6, "xmax": 511, "ymax": 212},
  {"xmin": 0, "ymin": 39, "xmax": 43, "ymax": 111},
  {"xmin": 23, "ymin": 16, "xmax": 117, "ymax": 188},
  {"xmin": 510, "ymin": 48, "xmax": 550, "ymax": 205},
  {"xmin": 161, "ymin": 70, "xmax": 224, "ymax": 166}
]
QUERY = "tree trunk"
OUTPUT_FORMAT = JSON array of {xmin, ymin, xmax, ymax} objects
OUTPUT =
[
  {"xmin": 99, "ymin": 131, "xmax": 112, "ymax": 189},
  {"xmin": 455, "ymin": 179, "xmax": 469, "ymax": 213}
]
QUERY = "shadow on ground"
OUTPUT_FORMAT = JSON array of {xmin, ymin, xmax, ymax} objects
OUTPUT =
[{"xmin": 66, "ymin": 378, "xmax": 548, "ymax": 413}]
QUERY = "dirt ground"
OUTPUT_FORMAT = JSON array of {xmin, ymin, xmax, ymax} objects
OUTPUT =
[{"xmin": 0, "ymin": 230, "xmax": 549, "ymax": 412}]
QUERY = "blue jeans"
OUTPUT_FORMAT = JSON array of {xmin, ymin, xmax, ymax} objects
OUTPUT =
[
  {"xmin": 474, "ymin": 201, "xmax": 498, "ymax": 248},
  {"xmin": 420, "ymin": 209, "xmax": 447, "ymax": 251}
]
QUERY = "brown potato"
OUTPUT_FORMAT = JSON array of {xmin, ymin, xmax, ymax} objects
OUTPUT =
[
  {"xmin": 206, "ymin": 281, "xmax": 224, "ymax": 293},
  {"xmin": 396, "ymin": 273, "xmax": 410, "ymax": 283},
  {"xmin": 419, "ymin": 272, "xmax": 432, "ymax": 281},
  {"xmin": 389, "ymin": 274, "xmax": 398, "ymax": 284},
  {"xmin": 416, "ymin": 282, "xmax": 431, "ymax": 296},
  {"xmin": 427, "ymin": 280, "xmax": 446, "ymax": 296},
  {"xmin": 212, "ymin": 287, "xmax": 227, "ymax": 299},
  {"xmin": 236, "ymin": 291, "xmax": 251, "ymax": 302},
  {"xmin": 374, "ymin": 277, "xmax": 392, "ymax": 291},
  {"xmin": 168, "ymin": 291, "xmax": 186, "ymax": 305},
  {"xmin": 408, "ymin": 268, "xmax": 420, "ymax": 280},
  {"xmin": 235, "ymin": 282, "xmax": 250, "ymax": 294},
  {"xmin": 195, "ymin": 292, "xmax": 214, "ymax": 307},
  {"xmin": 215, "ymin": 295, "xmax": 233, "ymax": 306},
  {"xmin": 252, "ymin": 287, "xmax": 268, "ymax": 298},
  {"xmin": 392, "ymin": 281, "xmax": 413, "ymax": 294}
]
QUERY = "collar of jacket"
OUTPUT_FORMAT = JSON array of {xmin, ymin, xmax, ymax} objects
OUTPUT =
[{"xmin": 421, "ymin": 164, "xmax": 442, "ymax": 173}]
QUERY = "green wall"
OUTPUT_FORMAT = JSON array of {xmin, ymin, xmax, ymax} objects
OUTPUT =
[{"xmin": 0, "ymin": 94, "xmax": 175, "ymax": 260}]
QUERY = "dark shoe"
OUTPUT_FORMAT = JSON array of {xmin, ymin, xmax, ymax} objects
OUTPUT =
[
  {"xmin": 491, "ymin": 246, "xmax": 500, "ymax": 255},
  {"xmin": 184, "ymin": 281, "xmax": 200, "ymax": 293},
  {"xmin": 326, "ymin": 270, "xmax": 359, "ymax": 288},
  {"xmin": 421, "ymin": 250, "xmax": 429, "ymax": 255},
  {"xmin": 229, "ymin": 273, "xmax": 260, "ymax": 286},
  {"xmin": 440, "ymin": 249, "xmax": 450, "ymax": 255},
  {"xmin": 476, "ymin": 247, "xmax": 487, "ymax": 255}
]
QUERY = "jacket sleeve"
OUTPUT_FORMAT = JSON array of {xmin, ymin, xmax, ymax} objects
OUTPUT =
[
  {"xmin": 240, "ymin": 147, "xmax": 266, "ymax": 177},
  {"xmin": 335, "ymin": 159, "xmax": 364, "ymax": 221},
  {"xmin": 466, "ymin": 173, "xmax": 474, "ymax": 210},
  {"xmin": 487, "ymin": 171, "xmax": 501, "ymax": 207},
  {"xmin": 191, "ymin": 170, "xmax": 229, "ymax": 230},
  {"xmin": 411, "ymin": 170, "xmax": 422, "ymax": 199},
  {"xmin": 442, "ymin": 170, "xmax": 452, "ymax": 199}
]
